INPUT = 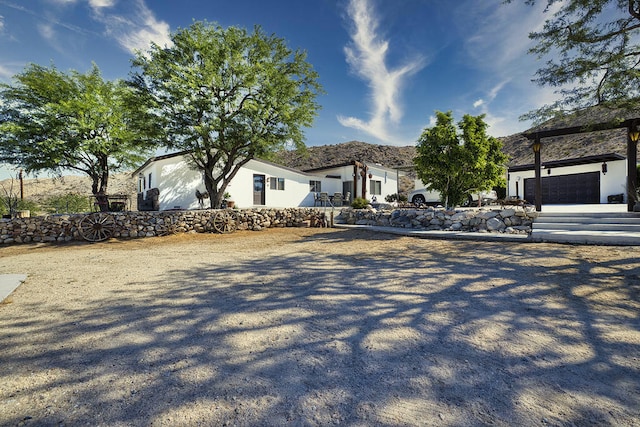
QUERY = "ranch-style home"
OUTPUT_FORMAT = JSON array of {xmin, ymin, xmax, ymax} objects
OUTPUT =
[
  {"xmin": 132, "ymin": 151, "xmax": 403, "ymax": 211},
  {"xmin": 501, "ymin": 107, "xmax": 639, "ymax": 206},
  {"xmin": 303, "ymin": 161, "xmax": 401, "ymax": 204}
]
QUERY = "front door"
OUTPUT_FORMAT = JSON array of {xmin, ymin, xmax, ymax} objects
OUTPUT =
[
  {"xmin": 342, "ymin": 181, "xmax": 353, "ymax": 203},
  {"xmin": 253, "ymin": 174, "xmax": 266, "ymax": 205}
]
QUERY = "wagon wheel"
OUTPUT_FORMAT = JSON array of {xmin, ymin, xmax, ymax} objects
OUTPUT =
[
  {"xmin": 155, "ymin": 221, "xmax": 177, "ymax": 236},
  {"xmin": 79, "ymin": 213, "xmax": 115, "ymax": 242},
  {"xmin": 212, "ymin": 209, "xmax": 238, "ymax": 234}
]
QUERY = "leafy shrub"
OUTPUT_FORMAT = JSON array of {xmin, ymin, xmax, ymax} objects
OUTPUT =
[
  {"xmin": 351, "ymin": 197, "xmax": 369, "ymax": 209},
  {"xmin": 43, "ymin": 193, "xmax": 92, "ymax": 214},
  {"xmin": 385, "ymin": 193, "xmax": 407, "ymax": 203},
  {"xmin": 0, "ymin": 197, "xmax": 40, "ymax": 217}
]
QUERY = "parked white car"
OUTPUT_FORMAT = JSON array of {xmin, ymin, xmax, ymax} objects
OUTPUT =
[
  {"xmin": 407, "ymin": 188, "xmax": 441, "ymax": 206},
  {"xmin": 408, "ymin": 188, "xmax": 497, "ymax": 207}
]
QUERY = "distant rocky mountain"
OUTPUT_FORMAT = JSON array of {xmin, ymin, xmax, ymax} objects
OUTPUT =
[{"xmin": 273, "ymin": 140, "xmax": 417, "ymax": 171}]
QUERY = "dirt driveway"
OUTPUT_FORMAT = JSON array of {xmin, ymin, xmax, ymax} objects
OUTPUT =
[{"xmin": 1, "ymin": 228, "xmax": 639, "ymax": 426}]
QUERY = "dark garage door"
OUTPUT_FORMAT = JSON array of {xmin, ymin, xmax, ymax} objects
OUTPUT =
[{"xmin": 524, "ymin": 171, "xmax": 600, "ymax": 204}]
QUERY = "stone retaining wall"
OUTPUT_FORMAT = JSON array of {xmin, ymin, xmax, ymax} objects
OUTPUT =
[
  {"xmin": 335, "ymin": 206, "xmax": 537, "ymax": 234},
  {"xmin": 0, "ymin": 208, "xmax": 327, "ymax": 245},
  {"xmin": 0, "ymin": 206, "xmax": 538, "ymax": 245}
]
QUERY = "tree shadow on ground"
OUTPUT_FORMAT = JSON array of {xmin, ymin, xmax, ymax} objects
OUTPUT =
[{"xmin": 1, "ymin": 229, "xmax": 639, "ymax": 426}]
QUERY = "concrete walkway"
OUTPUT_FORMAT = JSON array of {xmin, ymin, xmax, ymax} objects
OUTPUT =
[
  {"xmin": 537, "ymin": 203, "xmax": 629, "ymax": 213},
  {"xmin": 0, "ymin": 274, "xmax": 27, "ymax": 302}
]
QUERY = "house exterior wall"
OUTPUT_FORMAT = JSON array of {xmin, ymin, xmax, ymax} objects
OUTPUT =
[
  {"xmin": 138, "ymin": 155, "xmax": 203, "ymax": 210},
  {"xmin": 228, "ymin": 160, "xmax": 330, "ymax": 208},
  {"xmin": 136, "ymin": 154, "xmax": 339, "ymax": 210},
  {"xmin": 367, "ymin": 165, "xmax": 398, "ymax": 202},
  {"xmin": 135, "ymin": 152, "xmax": 404, "ymax": 211},
  {"xmin": 309, "ymin": 164, "xmax": 399, "ymax": 202},
  {"xmin": 507, "ymin": 159, "xmax": 627, "ymax": 204}
]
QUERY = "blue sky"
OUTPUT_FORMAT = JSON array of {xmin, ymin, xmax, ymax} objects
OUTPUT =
[{"xmin": 0, "ymin": 0, "xmax": 568, "ymax": 179}]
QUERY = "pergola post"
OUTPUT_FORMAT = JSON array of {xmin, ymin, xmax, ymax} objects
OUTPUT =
[
  {"xmin": 628, "ymin": 123, "xmax": 639, "ymax": 212},
  {"xmin": 532, "ymin": 135, "xmax": 542, "ymax": 212},
  {"xmin": 522, "ymin": 115, "xmax": 640, "ymax": 213}
]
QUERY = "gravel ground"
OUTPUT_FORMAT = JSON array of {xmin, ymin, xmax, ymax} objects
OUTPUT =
[{"xmin": 0, "ymin": 227, "xmax": 639, "ymax": 426}]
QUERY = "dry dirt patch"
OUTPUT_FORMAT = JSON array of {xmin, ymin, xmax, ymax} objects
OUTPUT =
[{"xmin": 1, "ymin": 228, "xmax": 639, "ymax": 426}]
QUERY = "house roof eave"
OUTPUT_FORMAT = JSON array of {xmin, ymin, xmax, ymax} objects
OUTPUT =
[{"xmin": 508, "ymin": 153, "xmax": 626, "ymax": 172}]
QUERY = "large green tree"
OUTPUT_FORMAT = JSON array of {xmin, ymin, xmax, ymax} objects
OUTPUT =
[
  {"xmin": 414, "ymin": 111, "xmax": 507, "ymax": 208},
  {"xmin": 0, "ymin": 63, "xmax": 155, "ymax": 196},
  {"xmin": 129, "ymin": 21, "xmax": 323, "ymax": 209},
  {"xmin": 507, "ymin": 0, "xmax": 640, "ymax": 122}
]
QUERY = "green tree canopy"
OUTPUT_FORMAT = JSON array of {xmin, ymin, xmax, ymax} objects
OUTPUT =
[
  {"xmin": 0, "ymin": 63, "xmax": 156, "ymax": 195},
  {"xmin": 129, "ymin": 20, "xmax": 323, "ymax": 208},
  {"xmin": 413, "ymin": 111, "xmax": 507, "ymax": 208},
  {"xmin": 507, "ymin": 0, "xmax": 640, "ymax": 122}
]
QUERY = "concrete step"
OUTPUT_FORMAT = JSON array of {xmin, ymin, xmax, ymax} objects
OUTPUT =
[
  {"xmin": 535, "ymin": 216, "xmax": 640, "ymax": 224},
  {"xmin": 537, "ymin": 212, "xmax": 640, "ymax": 218},
  {"xmin": 531, "ymin": 212, "xmax": 640, "ymax": 245},
  {"xmin": 534, "ymin": 222, "xmax": 640, "ymax": 232},
  {"xmin": 531, "ymin": 229, "xmax": 640, "ymax": 245}
]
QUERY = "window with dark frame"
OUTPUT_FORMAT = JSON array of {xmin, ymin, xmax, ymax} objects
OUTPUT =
[
  {"xmin": 370, "ymin": 180, "xmax": 382, "ymax": 195},
  {"xmin": 309, "ymin": 180, "xmax": 321, "ymax": 192},
  {"xmin": 270, "ymin": 177, "xmax": 285, "ymax": 191}
]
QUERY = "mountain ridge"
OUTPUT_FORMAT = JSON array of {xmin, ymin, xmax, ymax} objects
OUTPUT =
[{"xmin": 273, "ymin": 140, "xmax": 417, "ymax": 171}]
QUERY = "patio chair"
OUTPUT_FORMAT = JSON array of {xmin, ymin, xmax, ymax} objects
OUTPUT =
[
  {"xmin": 319, "ymin": 192, "xmax": 331, "ymax": 207},
  {"xmin": 333, "ymin": 192, "xmax": 344, "ymax": 206}
]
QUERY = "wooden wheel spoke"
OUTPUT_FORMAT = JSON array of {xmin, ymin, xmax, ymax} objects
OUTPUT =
[
  {"xmin": 213, "ymin": 210, "xmax": 238, "ymax": 234},
  {"xmin": 79, "ymin": 213, "xmax": 115, "ymax": 242}
]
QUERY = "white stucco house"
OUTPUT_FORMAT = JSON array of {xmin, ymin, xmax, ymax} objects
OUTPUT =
[
  {"xmin": 303, "ymin": 161, "xmax": 401, "ymax": 203},
  {"xmin": 132, "ymin": 151, "xmax": 403, "ymax": 211}
]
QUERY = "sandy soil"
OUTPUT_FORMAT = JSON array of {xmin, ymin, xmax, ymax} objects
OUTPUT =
[{"xmin": 0, "ymin": 228, "xmax": 639, "ymax": 426}]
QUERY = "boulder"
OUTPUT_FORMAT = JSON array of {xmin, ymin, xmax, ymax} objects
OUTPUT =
[
  {"xmin": 500, "ymin": 208, "xmax": 516, "ymax": 218},
  {"xmin": 486, "ymin": 217, "xmax": 506, "ymax": 231}
]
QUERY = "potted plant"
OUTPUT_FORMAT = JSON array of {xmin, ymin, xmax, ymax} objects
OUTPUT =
[{"xmin": 223, "ymin": 192, "xmax": 235, "ymax": 209}]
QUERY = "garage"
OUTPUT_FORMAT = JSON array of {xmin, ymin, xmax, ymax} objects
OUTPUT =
[{"xmin": 524, "ymin": 171, "xmax": 600, "ymax": 204}]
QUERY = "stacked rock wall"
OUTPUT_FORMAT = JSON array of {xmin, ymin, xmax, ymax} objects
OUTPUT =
[
  {"xmin": 0, "ymin": 208, "xmax": 327, "ymax": 245},
  {"xmin": 0, "ymin": 206, "xmax": 537, "ymax": 245},
  {"xmin": 335, "ymin": 207, "xmax": 536, "ymax": 234}
]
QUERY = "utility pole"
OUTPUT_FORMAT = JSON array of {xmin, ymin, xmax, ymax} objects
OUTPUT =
[{"xmin": 19, "ymin": 169, "xmax": 24, "ymax": 200}]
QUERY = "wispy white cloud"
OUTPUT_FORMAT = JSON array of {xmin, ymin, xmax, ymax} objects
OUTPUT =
[
  {"xmin": 87, "ymin": 0, "xmax": 171, "ymax": 54},
  {"xmin": 456, "ymin": 1, "xmax": 565, "ymax": 136},
  {"xmin": 0, "ymin": 64, "xmax": 14, "ymax": 81},
  {"xmin": 338, "ymin": 0, "xmax": 426, "ymax": 144},
  {"xmin": 89, "ymin": 0, "xmax": 115, "ymax": 7},
  {"xmin": 37, "ymin": 22, "xmax": 56, "ymax": 41},
  {"xmin": 21, "ymin": 0, "xmax": 171, "ymax": 55},
  {"xmin": 473, "ymin": 80, "xmax": 509, "ymax": 111}
]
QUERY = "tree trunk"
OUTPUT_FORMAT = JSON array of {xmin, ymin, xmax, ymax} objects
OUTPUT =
[{"xmin": 203, "ymin": 170, "xmax": 222, "ymax": 209}]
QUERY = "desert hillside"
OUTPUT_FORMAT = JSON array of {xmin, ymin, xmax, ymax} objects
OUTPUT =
[
  {"xmin": 0, "ymin": 172, "xmax": 137, "ymax": 205},
  {"xmin": 273, "ymin": 140, "xmax": 416, "ymax": 171}
]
